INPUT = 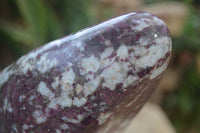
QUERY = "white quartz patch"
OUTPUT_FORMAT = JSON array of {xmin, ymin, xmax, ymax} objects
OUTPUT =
[
  {"xmin": 0, "ymin": 66, "xmax": 13, "ymax": 87},
  {"xmin": 73, "ymin": 97, "xmax": 87, "ymax": 107},
  {"xmin": 19, "ymin": 95, "xmax": 26, "ymax": 102},
  {"xmin": 16, "ymin": 50, "xmax": 40, "ymax": 73},
  {"xmin": 100, "ymin": 47, "xmax": 115, "ymax": 69},
  {"xmin": 32, "ymin": 110, "xmax": 48, "ymax": 124},
  {"xmin": 80, "ymin": 55, "xmax": 100, "ymax": 75},
  {"xmin": 56, "ymin": 129, "xmax": 61, "ymax": 133},
  {"xmin": 84, "ymin": 77, "xmax": 100, "ymax": 96},
  {"xmin": 117, "ymin": 45, "xmax": 129, "ymax": 59},
  {"xmin": 57, "ymin": 95, "xmax": 73, "ymax": 108},
  {"xmin": 28, "ymin": 95, "xmax": 36, "ymax": 105},
  {"xmin": 37, "ymin": 76, "xmax": 74, "ymax": 109},
  {"xmin": 61, "ymin": 68, "xmax": 75, "ymax": 85},
  {"xmin": 75, "ymin": 84, "xmax": 83, "ymax": 94},
  {"xmin": 48, "ymin": 68, "xmax": 85, "ymax": 109},
  {"xmin": 105, "ymin": 40, "xmax": 112, "ymax": 46},
  {"xmin": 36, "ymin": 53, "xmax": 58, "ymax": 74},
  {"xmin": 52, "ymin": 76, "xmax": 60, "ymax": 89},
  {"xmin": 101, "ymin": 62, "xmax": 129, "ymax": 90},
  {"xmin": 22, "ymin": 124, "xmax": 29, "ymax": 130},
  {"xmin": 60, "ymin": 124, "xmax": 69, "ymax": 130},
  {"xmin": 48, "ymin": 90, "xmax": 73, "ymax": 109},
  {"xmin": 16, "ymin": 51, "xmax": 58, "ymax": 74},
  {"xmin": 11, "ymin": 124, "xmax": 18, "ymax": 132},
  {"xmin": 73, "ymin": 40, "xmax": 85, "ymax": 51},
  {"xmin": 47, "ymin": 68, "xmax": 86, "ymax": 109},
  {"xmin": 37, "ymin": 81, "xmax": 54, "ymax": 98},
  {"xmin": 85, "ymin": 73, "xmax": 95, "ymax": 81}
]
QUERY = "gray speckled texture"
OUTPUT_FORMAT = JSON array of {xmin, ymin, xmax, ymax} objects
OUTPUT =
[{"xmin": 0, "ymin": 12, "xmax": 172, "ymax": 133}]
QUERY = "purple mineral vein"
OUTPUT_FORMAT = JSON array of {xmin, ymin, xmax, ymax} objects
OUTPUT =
[{"xmin": 0, "ymin": 12, "xmax": 172, "ymax": 133}]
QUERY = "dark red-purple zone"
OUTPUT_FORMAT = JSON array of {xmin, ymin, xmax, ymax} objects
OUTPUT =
[{"xmin": 0, "ymin": 13, "xmax": 170, "ymax": 133}]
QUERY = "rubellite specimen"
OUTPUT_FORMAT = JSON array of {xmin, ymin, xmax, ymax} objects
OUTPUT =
[{"xmin": 0, "ymin": 12, "xmax": 172, "ymax": 133}]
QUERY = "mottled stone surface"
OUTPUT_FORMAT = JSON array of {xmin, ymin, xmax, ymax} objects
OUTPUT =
[{"xmin": 0, "ymin": 12, "xmax": 172, "ymax": 133}]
